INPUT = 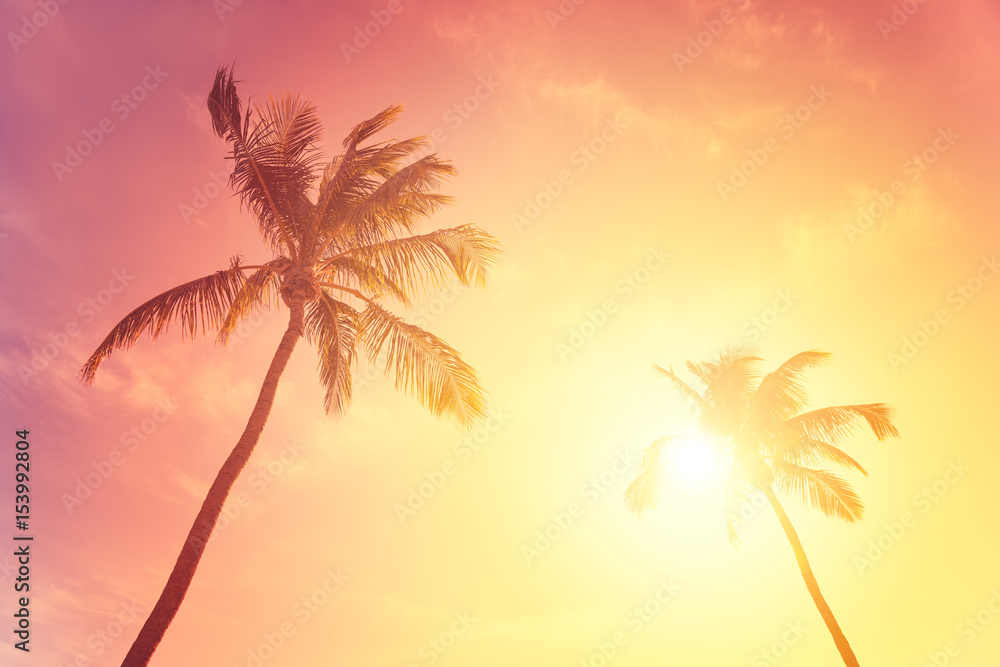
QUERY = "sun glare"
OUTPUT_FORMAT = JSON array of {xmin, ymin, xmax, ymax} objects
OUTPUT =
[{"xmin": 664, "ymin": 436, "xmax": 731, "ymax": 494}]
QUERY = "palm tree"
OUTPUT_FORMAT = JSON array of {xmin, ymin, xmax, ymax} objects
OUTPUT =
[
  {"xmin": 623, "ymin": 348, "xmax": 899, "ymax": 667},
  {"xmin": 80, "ymin": 65, "xmax": 500, "ymax": 667}
]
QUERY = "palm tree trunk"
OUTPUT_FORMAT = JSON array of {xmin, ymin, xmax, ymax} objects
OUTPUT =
[
  {"xmin": 764, "ymin": 488, "xmax": 861, "ymax": 667},
  {"xmin": 120, "ymin": 298, "xmax": 306, "ymax": 666}
]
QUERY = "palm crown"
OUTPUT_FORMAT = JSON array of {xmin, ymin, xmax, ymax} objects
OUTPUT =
[
  {"xmin": 625, "ymin": 348, "xmax": 899, "ymax": 542},
  {"xmin": 81, "ymin": 65, "xmax": 500, "ymax": 425}
]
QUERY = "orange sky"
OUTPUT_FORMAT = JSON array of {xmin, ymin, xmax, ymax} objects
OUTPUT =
[{"xmin": 2, "ymin": 0, "xmax": 1000, "ymax": 665}]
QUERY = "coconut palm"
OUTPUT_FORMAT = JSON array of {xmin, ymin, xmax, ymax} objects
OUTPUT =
[
  {"xmin": 80, "ymin": 65, "xmax": 500, "ymax": 667},
  {"xmin": 624, "ymin": 348, "xmax": 899, "ymax": 667}
]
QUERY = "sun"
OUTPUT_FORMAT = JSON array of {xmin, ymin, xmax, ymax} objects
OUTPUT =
[{"xmin": 663, "ymin": 435, "xmax": 731, "ymax": 495}]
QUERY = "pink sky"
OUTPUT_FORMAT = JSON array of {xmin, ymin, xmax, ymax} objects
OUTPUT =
[{"xmin": 3, "ymin": 0, "xmax": 1000, "ymax": 665}]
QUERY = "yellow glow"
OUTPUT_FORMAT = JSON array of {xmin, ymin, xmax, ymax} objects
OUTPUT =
[{"xmin": 664, "ymin": 436, "xmax": 732, "ymax": 495}]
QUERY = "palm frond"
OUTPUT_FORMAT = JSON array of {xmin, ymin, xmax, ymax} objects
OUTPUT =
[
  {"xmin": 784, "ymin": 403, "xmax": 900, "ymax": 443},
  {"xmin": 80, "ymin": 262, "xmax": 247, "ymax": 383},
  {"xmin": 765, "ymin": 430, "xmax": 868, "ymax": 476},
  {"xmin": 324, "ymin": 155, "xmax": 457, "ymax": 254},
  {"xmin": 652, "ymin": 364, "xmax": 710, "ymax": 413},
  {"xmin": 321, "ymin": 255, "xmax": 411, "ymax": 305},
  {"xmin": 696, "ymin": 350, "xmax": 762, "ymax": 427},
  {"xmin": 310, "ymin": 107, "xmax": 417, "ymax": 246},
  {"xmin": 623, "ymin": 436, "xmax": 673, "ymax": 517},
  {"xmin": 305, "ymin": 293, "xmax": 359, "ymax": 416},
  {"xmin": 771, "ymin": 459, "xmax": 864, "ymax": 522},
  {"xmin": 207, "ymin": 64, "xmax": 244, "ymax": 144},
  {"xmin": 207, "ymin": 65, "xmax": 304, "ymax": 257},
  {"xmin": 217, "ymin": 259, "xmax": 287, "ymax": 344},
  {"xmin": 260, "ymin": 93, "xmax": 324, "ymax": 171},
  {"xmin": 747, "ymin": 350, "xmax": 831, "ymax": 430},
  {"xmin": 359, "ymin": 303, "xmax": 486, "ymax": 427},
  {"xmin": 325, "ymin": 225, "xmax": 500, "ymax": 299},
  {"xmin": 343, "ymin": 103, "xmax": 406, "ymax": 150}
]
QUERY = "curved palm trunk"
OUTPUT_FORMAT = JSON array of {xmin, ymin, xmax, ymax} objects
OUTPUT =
[
  {"xmin": 120, "ymin": 299, "xmax": 306, "ymax": 666},
  {"xmin": 764, "ymin": 488, "xmax": 860, "ymax": 667}
]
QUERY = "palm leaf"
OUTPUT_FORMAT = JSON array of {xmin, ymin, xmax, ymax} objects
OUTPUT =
[
  {"xmin": 80, "ymin": 262, "xmax": 247, "ymax": 383},
  {"xmin": 207, "ymin": 64, "xmax": 245, "ymax": 144},
  {"xmin": 747, "ymin": 350, "xmax": 831, "ymax": 430},
  {"xmin": 784, "ymin": 403, "xmax": 900, "ymax": 443},
  {"xmin": 217, "ymin": 259, "xmax": 286, "ymax": 344},
  {"xmin": 359, "ymin": 303, "xmax": 486, "ymax": 427},
  {"xmin": 771, "ymin": 459, "xmax": 864, "ymax": 522},
  {"xmin": 207, "ymin": 65, "xmax": 302, "ymax": 258},
  {"xmin": 652, "ymin": 364, "xmax": 710, "ymax": 413},
  {"xmin": 765, "ymin": 430, "xmax": 868, "ymax": 476},
  {"xmin": 342, "ymin": 103, "xmax": 406, "ymax": 150},
  {"xmin": 249, "ymin": 93, "xmax": 325, "ymax": 237},
  {"xmin": 311, "ymin": 109, "xmax": 418, "ymax": 243},
  {"xmin": 326, "ymin": 225, "xmax": 500, "ymax": 299},
  {"xmin": 327, "ymin": 155, "xmax": 457, "ymax": 250},
  {"xmin": 260, "ymin": 93, "xmax": 324, "ymax": 171},
  {"xmin": 623, "ymin": 436, "xmax": 673, "ymax": 517},
  {"xmin": 305, "ymin": 293, "xmax": 359, "ymax": 416},
  {"xmin": 695, "ymin": 350, "xmax": 762, "ymax": 428},
  {"xmin": 321, "ymin": 255, "xmax": 411, "ymax": 305}
]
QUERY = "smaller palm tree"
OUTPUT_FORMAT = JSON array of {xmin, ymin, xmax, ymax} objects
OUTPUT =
[{"xmin": 624, "ymin": 348, "xmax": 899, "ymax": 667}]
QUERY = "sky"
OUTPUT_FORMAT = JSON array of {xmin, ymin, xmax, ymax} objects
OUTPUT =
[{"xmin": 2, "ymin": 0, "xmax": 1000, "ymax": 665}]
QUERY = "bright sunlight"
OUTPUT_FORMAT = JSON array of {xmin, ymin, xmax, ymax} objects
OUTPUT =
[{"xmin": 664, "ymin": 435, "xmax": 731, "ymax": 495}]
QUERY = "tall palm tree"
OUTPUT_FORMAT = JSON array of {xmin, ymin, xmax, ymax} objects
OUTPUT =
[
  {"xmin": 80, "ymin": 65, "xmax": 500, "ymax": 667},
  {"xmin": 624, "ymin": 348, "xmax": 899, "ymax": 667}
]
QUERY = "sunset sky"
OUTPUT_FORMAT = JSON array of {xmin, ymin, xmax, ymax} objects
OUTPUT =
[{"xmin": 2, "ymin": 0, "xmax": 1000, "ymax": 665}]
